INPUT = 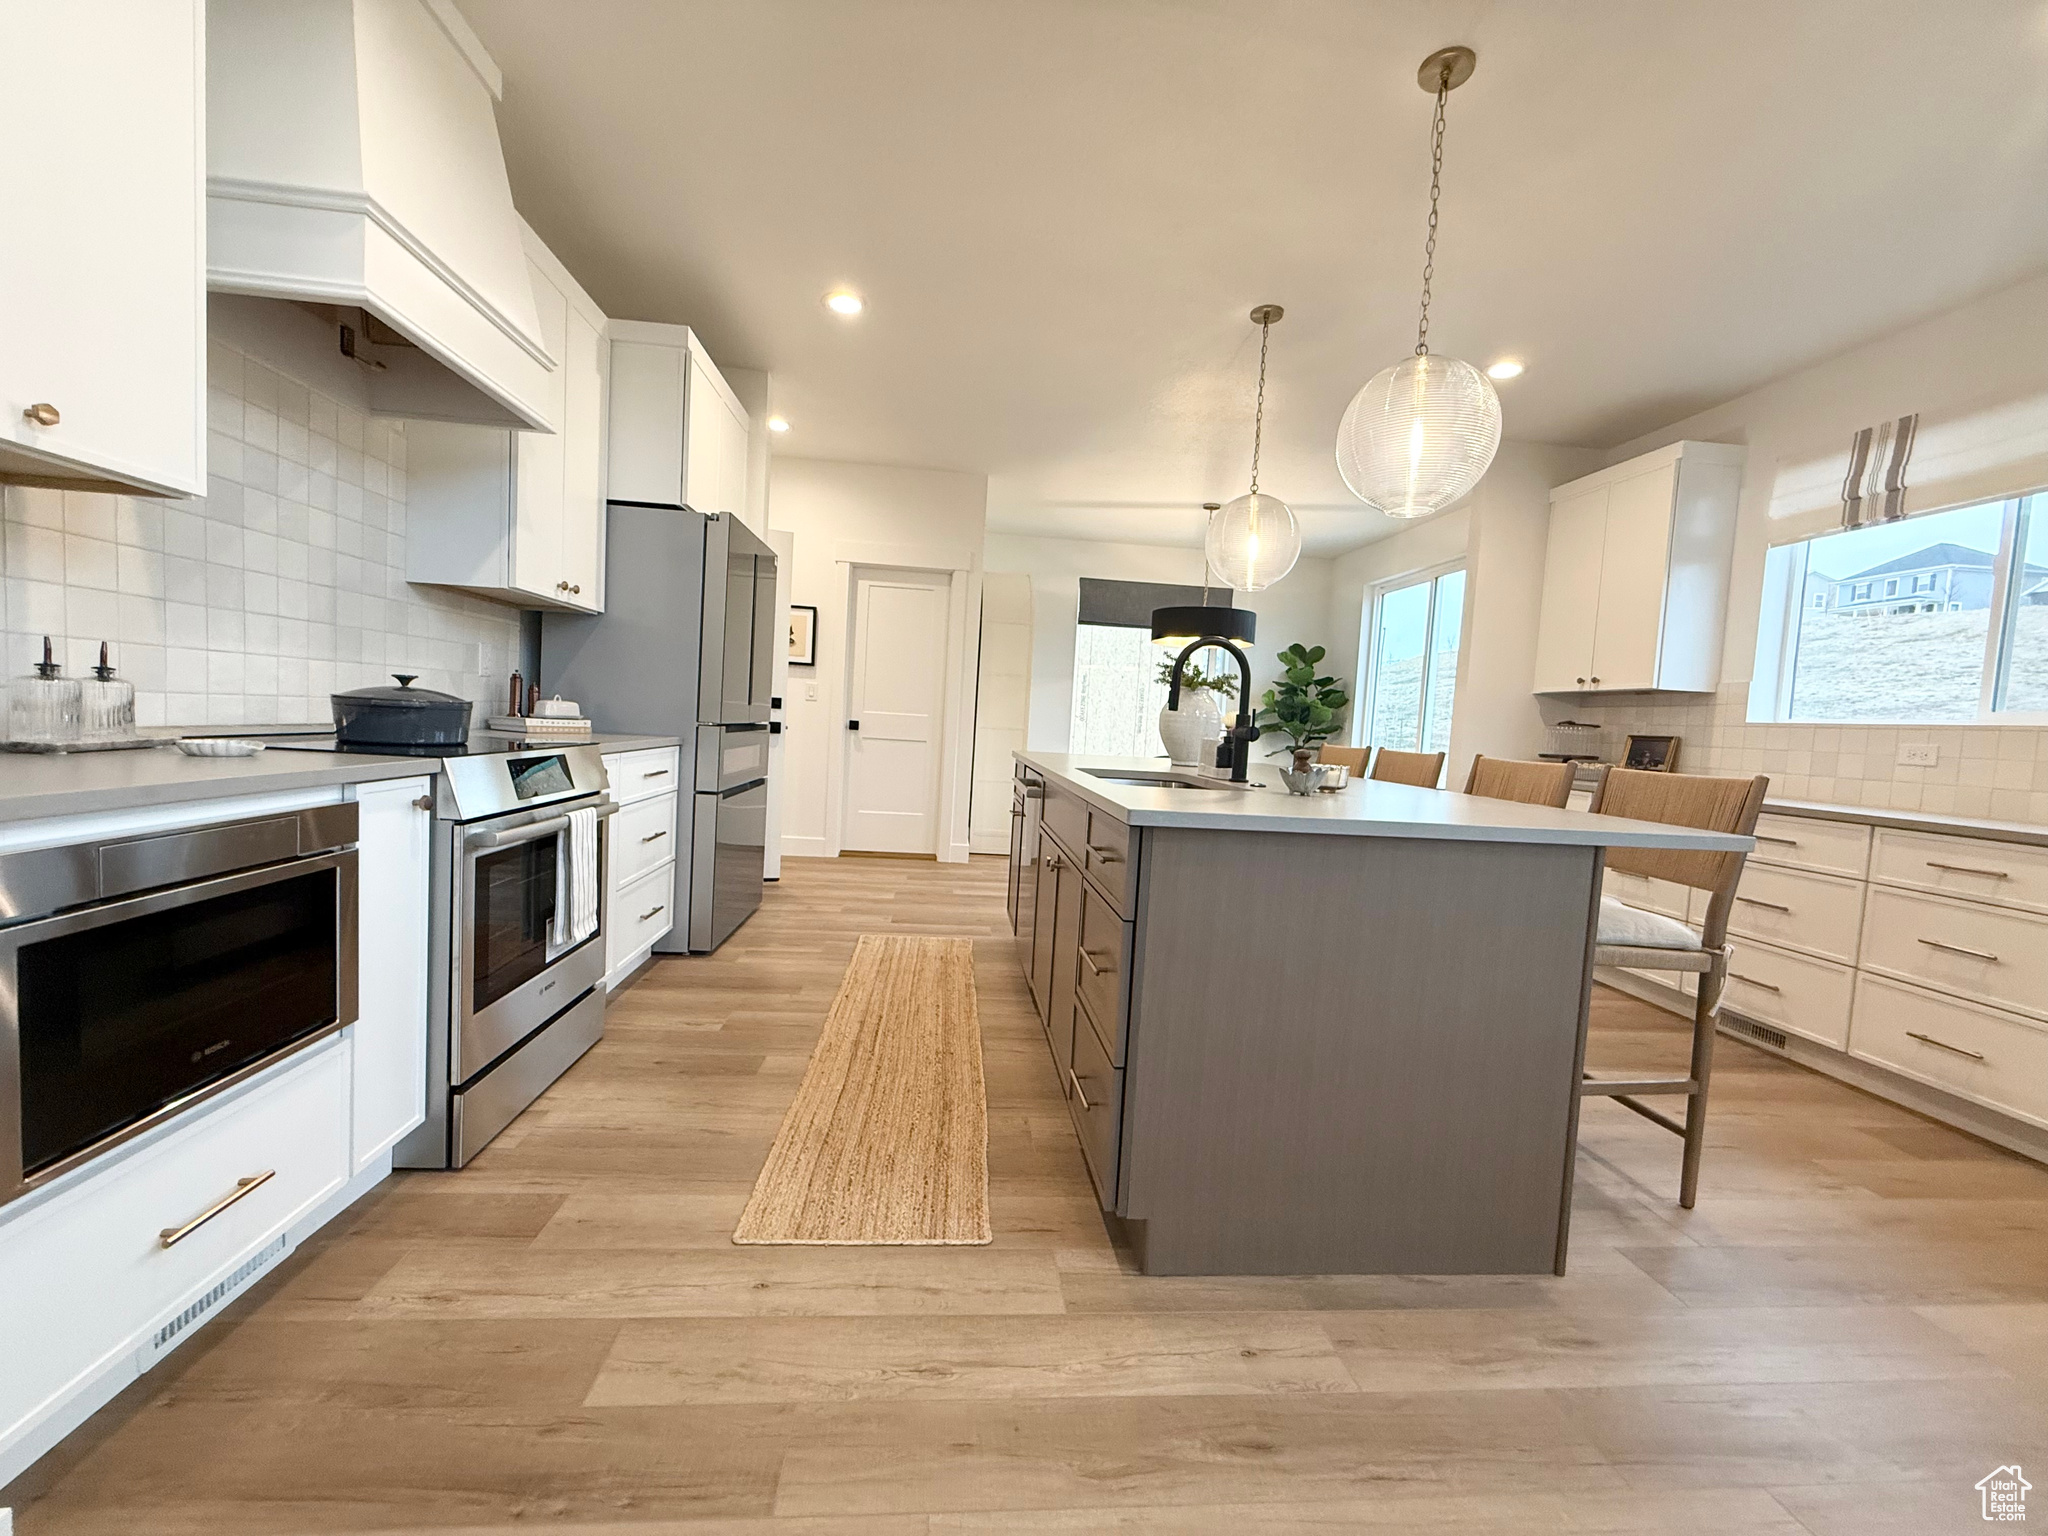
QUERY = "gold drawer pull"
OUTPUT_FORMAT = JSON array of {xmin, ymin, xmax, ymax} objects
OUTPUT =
[
  {"xmin": 1086, "ymin": 844, "xmax": 1123, "ymax": 864},
  {"xmin": 1079, "ymin": 947, "xmax": 1115, "ymax": 976},
  {"xmin": 640, "ymin": 903, "xmax": 666, "ymax": 921},
  {"xmin": 1906, "ymin": 1030, "xmax": 1986, "ymax": 1062},
  {"xmin": 1925, "ymin": 860, "xmax": 2010, "ymax": 879},
  {"xmin": 1735, "ymin": 896, "xmax": 1791, "ymax": 913},
  {"xmin": 1916, "ymin": 937, "xmax": 2000, "ymax": 963},
  {"xmin": 643, "ymin": 768, "xmax": 670, "ymax": 779},
  {"xmin": 1729, "ymin": 972, "xmax": 1781, "ymax": 992},
  {"xmin": 641, "ymin": 830, "xmax": 667, "ymax": 843},
  {"xmin": 1068, "ymin": 1068, "xmax": 1092, "ymax": 1112},
  {"xmin": 1753, "ymin": 834, "xmax": 1800, "ymax": 846},
  {"xmin": 23, "ymin": 402, "xmax": 60, "ymax": 427},
  {"xmin": 160, "ymin": 1170, "xmax": 275, "ymax": 1249}
]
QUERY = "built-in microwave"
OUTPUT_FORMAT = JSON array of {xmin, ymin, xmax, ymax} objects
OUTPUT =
[{"xmin": 0, "ymin": 804, "xmax": 359, "ymax": 1208}]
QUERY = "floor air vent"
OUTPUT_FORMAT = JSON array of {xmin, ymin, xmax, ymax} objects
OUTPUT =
[
  {"xmin": 137, "ymin": 1233, "xmax": 289, "ymax": 1370},
  {"xmin": 1724, "ymin": 1016, "xmax": 1789, "ymax": 1051}
]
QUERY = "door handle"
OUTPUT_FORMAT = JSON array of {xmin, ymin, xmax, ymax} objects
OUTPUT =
[
  {"xmin": 848, "ymin": 720, "xmax": 860, "ymax": 731},
  {"xmin": 1068, "ymin": 1069, "xmax": 1092, "ymax": 1111}
]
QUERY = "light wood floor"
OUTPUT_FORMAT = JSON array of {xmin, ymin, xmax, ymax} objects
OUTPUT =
[{"xmin": 9, "ymin": 854, "xmax": 2048, "ymax": 1534}]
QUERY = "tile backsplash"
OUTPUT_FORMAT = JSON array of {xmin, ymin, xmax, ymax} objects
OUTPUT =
[
  {"xmin": 1550, "ymin": 686, "xmax": 2048, "ymax": 825},
  {"xmin": 0, "ymin": 338, "xmax": 521, "ymax": 731}
]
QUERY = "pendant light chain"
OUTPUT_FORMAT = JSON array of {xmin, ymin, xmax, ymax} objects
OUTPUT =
[
  {"xmin": 1415, "ymin": 61, "xmax": 1451, "ymax": 357},
  {"xmin": 1249, "ymin": 314, "xmax": 1271, "ymax": 495}
]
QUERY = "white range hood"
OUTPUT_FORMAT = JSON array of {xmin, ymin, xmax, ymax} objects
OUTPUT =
[{"xmin": 206, "ymin": 0, "xmax": 555, "ymax": 430}]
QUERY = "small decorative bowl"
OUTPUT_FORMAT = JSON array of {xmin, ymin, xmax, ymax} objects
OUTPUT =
[
  {"xmin": 176, "ymin": 738, "xmax": 266, "ymax": 758},
  {"xmin": 1316, "ymin": 765, "xmax": 1351, "ymax": 791},
  {"xmin": 1278, "ymin": 767, "xmax": 1321, "ymax": 796}
]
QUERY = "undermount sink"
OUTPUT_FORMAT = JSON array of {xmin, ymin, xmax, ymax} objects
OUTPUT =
[{"xmin": 1082, "ymin": 768, "xmax": 1257, "ymax": 791}]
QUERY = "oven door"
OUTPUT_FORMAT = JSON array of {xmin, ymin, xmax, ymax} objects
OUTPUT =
[
  {"xmin": 454, "ymin": 800, "xmax": 615, "ymax": 1082},
  {"xmin": 0, "ymin": 849, "xmax": 358, "ymax": 1203}
]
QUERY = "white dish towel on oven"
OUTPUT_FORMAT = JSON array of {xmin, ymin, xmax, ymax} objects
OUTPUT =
[{"xmin": 552, "ymin": 805, "xmax": 601, "ymax": 947}]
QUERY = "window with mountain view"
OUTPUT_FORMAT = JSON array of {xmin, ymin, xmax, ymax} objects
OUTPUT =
[{"xmin": 1770, "ymin": 492, "xmax": 2048, "ymax": 723}]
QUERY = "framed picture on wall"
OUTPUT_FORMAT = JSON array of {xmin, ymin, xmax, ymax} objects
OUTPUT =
[
  {"xmin": 1623, "ymin": 734, "xmax": 1681, "ymax": 772},
  {"xmin": 788, "ymin": 604, "xmax": 818, "ymax": 667}
]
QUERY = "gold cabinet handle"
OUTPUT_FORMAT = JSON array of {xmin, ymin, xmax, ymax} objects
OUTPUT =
[
  {"xmin": 1067, "ymin": 1068, "xmax": 1092, "ymax": 1112},
  {"xmin": 640, "ymin": 903, "xmax": 666, "ymax": 921},
  {"xmin": 1753, "ymin": 833, "xmax": 1800, "ymax": 846},
  {"xmin": 1735, "ymin": 896, "xmax": 1791, "ymax": 913},
  {"xmin": 412, "ymin": 794, "xmax": 434, "ymax": 811},
  {"xmin": 1728, "ymin": 972, "xmax": 1781, "ymax": 992},
  {"xmin": 160, "ymin": 1170, "xmax": 274, "ymax": 1249},
  {"xmin": 641, "ymin": 830, "xmax": 667, "ymax": 843},
  {"xmin": 1925, "ymin": 860, "xmax": 2010, "ymax": 879},
  {"xmin": 23, "ymin": 402, "xmax": 60, "ymax": 427},
  {"xmin": 1086, "ymin": 844, "xmax": 1123, "ymax": 864},
  {"xmin": 1906, "ymin": 1030, "xmax": 1985, "ymax": 1062},
  {"xmin": 1045, "ymin": 852, "xmax": 1065, "ymax": 871},
  {"xmin": 644, "ymin": 769, "xmax": 670, "ymax": 778},
  {"xmin": 1079, "ymin": 947, "xmax": 1114, "ymax": 976},
  {"xmin": 1917, "ymin": 936, "xmax": 2000, "ymax": 963}
]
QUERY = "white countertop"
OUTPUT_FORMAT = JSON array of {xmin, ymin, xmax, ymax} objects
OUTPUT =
[
  {"xmin": 0, "ymin": 744, "xmax": 431, "ymax": 825},
  {"xmin": 1017, "ymin": 752, "xmax": 1753, "ymax": 851},
  {"xmin": 1763, "ymin": 796, "xmax": 2048, "ymax": 848}
]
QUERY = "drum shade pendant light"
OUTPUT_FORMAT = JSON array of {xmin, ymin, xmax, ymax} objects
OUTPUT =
[
  {"xmin": 1207, "ymin": 305, "xmax": 1302, "ymax": 591},
  {"xmin": 1152, "ymin": 502, "xmax": 1258, "ymax": 647},
  {"xmin": 1335, "ymin": 46, "xmax": 1501, "ymax": 519}
]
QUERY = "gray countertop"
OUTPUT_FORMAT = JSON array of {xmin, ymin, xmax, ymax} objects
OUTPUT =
[
  {"xmin": 1018, "ymin": 751, "xmax": 1752, "ymax": 851},
  {"xmin": 0, "ymin": 731, "xmax": 684, "ymax": 826},
  {"xmin": 1762, "ymin": 796, "xmax": 2048, "ymax": 848}
]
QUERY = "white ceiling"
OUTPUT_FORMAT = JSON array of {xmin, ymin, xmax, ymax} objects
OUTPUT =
[{"xmin": 461, "ymin": 0, "xmax": 2048, "ymax": 556}]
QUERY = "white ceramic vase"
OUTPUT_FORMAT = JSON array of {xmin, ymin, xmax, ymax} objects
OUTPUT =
[{"xmin": 1158, "ymin": 690, "xmax": 1224, "ymax": 767}]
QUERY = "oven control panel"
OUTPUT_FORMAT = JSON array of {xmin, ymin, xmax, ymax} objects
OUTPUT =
[{"xmin": 438, "ymin": 744, "xmax": 610, "ymax": 821}]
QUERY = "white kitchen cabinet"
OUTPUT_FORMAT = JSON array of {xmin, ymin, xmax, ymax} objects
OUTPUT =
[
  {"xmin": 349, "ymin": 776, "xmax": 432, "ymax": 1173},
  {"xmin": 602, "ymin": 746, "xmax": 680, "ymax": 987},
  {"xmin": 405, "ymin": 224, "xmax": 609, "ymax": 611},
  {"xmin": 607, "ymin": 321, "xmax": 751, "ymax": 515},
  {"xmin": 0, "ymin": 0, "xmax": 205, "ymax": 497},
  {"xmin": 1532, "ymin": 441, "xmax": 1744, "ymax": 694}
]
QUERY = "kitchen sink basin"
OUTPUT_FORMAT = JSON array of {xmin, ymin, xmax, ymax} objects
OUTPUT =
[{"xmin": 1082, "ymin": 769, "xmax": 1256, "ymax": 791}]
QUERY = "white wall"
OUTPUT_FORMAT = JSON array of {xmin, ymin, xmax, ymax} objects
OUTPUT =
[
  {"xmin": 768, "ymin": 457, "xmax": 988, "ymax": 861},
  {"xmin": 983, "ymin": 533, "xmax": 1334, "ymax": 751},
  {"xmin": 1557, "ymin": 270, "xmax": 2048, "ymax": 823},
  {"xmin": 970, "ymin": 573, "xmax": 1032, "ymax": 852}
]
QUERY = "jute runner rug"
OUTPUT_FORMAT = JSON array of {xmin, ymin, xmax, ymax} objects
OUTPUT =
[{"xmin": 733, "ymin": 934, "xmax": 991, "ymax": 1244}]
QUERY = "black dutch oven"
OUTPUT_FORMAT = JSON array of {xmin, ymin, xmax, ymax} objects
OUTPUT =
[{"xmin": 331, "ymin": 674, "xmax": 473, "ymax": 748}]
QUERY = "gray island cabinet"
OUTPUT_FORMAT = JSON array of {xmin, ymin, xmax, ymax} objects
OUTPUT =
[{"xmin": 1008, "ymin": 751, "xmax": 1749, "ymax": 1277}]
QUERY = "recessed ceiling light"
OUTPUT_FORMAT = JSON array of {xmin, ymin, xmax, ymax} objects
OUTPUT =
[
  {"xmin": 824, "ymin": 290, "xmax": 864, "ymax": 316},
  {"xmin": 1485, "ymin": 359, "xmax": 1525, "ymax": 380},
  {"xmin": 767, "ymin": 416, "xmax": 791, "ymax": 433}
]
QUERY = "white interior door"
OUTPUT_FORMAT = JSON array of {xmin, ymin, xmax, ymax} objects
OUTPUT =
[{"xmin": 844, "ymin": 568, "xmax": 950, "ymax": 855}]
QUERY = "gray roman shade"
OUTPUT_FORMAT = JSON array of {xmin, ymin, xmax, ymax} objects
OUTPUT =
[{"xmin": 1078, "ymin": 579, "xmax": 1236, "ymax": 629}]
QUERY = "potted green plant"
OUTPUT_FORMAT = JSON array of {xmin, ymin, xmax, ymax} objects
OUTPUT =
[
  {"xmin": 1155, "ymin": 655, "xmax": 1237, "ymax": 767},
  {"xmin": 1256, "ymin": 643, "xmax": 1350, "ymax": 780}
]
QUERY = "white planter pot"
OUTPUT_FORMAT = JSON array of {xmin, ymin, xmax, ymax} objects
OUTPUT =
[{"xmin": 1159, "ymin": 691, "xmax": 1224, "ymax": 767}]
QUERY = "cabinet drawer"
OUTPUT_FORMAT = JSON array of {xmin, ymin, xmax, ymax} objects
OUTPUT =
[
  {"xmin": 1860, "ymin": 885, "xmax": 2048, "ymax": 1022},
  {"xmin": 1605, "ymin": 869, "xmax": 1692, "ymax": 920},
  {"xmin": 0, "ymin": 1041, "xmax": 348, "ymax": 1451},
  {"xmin": 1069, "ymin": 991, "xmax": 1123, "ymax": 1210},
  {"xmin": 1043, "ymin": 785, "xmax": 1088, "ymax": 864},
  {"xmin": 1075, "ymin": 880, "xmax": 1131, "ymax": 1065},
  {"xmin": 610, "ymin": 792, "xmax": 679, "ymax": 887},
  {"xmin": 1850, "ymin": 974, "xmax": 2048, "ymax": 1129},
  {"xmin": 609, "ymin": 861, "xmax": 676, "ymax": 970},
  {"xmin": 1722, "ymin": 939, "xmax": 1854, "ymax": 1049},
  {"xmin": 1748, "ymin": 813, "xmax": 1872, "ymax": 879},
  {"xmin": 1871, "ymin": 827, "xmax": 2048, "ymax": 915},
  {"xmin": 1082, "ymin": 810, "xmax": 1134, "ymax": 914},
  {"xmin": 604, "ymin": 747, "xmax": 682, "ymax": 806},
  {"xmin": 1725, "ymin": 863, "xmax": 1865, "ymax": 964}
]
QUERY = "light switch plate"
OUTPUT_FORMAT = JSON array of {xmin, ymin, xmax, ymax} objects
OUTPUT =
[
  {"xmin": 804, "ymin": 682, "xmax": 819, "ymax": 702},
  {"xmin": 1898, "ymin": 742, "xmax": 1939, "ymax": 767}
]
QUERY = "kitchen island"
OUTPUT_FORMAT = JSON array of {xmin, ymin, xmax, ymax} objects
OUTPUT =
[{"xmin": 1009, "ymin": 751, "xmax": 1751, "ymax": 1277}]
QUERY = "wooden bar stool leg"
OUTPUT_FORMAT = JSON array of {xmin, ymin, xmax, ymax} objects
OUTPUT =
[{"xmin": 1678, "ymin": 977, "xmax": 1721, "ymax": 1209}]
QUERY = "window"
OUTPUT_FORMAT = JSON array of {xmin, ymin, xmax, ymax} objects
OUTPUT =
[
  {"xmin": 1068, "ymin": 579, "xmax": 1245, "ymax": 755},
  {"xmin": 1362, "ymin": 564, "xmax": 1465, "ymax": 756},
  {"xmin": 1762, "ymin": 491, "xmax": 2048, "ymax": 723}
]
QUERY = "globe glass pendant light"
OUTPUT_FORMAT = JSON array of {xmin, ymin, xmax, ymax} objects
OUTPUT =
[
  {"xmin": 1207, "ymin": 305, "xmax": 1302, "ymax": 591},
  {"xmin": 1335, "ymin": 46, "xmax": 1501, "ymax": 519}
]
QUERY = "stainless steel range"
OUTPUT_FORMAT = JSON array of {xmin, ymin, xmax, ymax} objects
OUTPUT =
[{"xmin": 391, "ymin": 741, "xmax": 616, "ymax": 1169}]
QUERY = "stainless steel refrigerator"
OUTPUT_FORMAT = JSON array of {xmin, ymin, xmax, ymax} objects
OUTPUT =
[{"xmin": 540, "ymin": 504, "xmax": 777, "ymax": 952}]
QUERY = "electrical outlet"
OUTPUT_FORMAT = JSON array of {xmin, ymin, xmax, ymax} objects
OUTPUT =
[
  {"xmin": 1898, "ymin": 742, "xmax": 1939, "ymax": 767},
  {"xmin": 804, "ymin": 682, "xmax": 820, "ymax": 702}
]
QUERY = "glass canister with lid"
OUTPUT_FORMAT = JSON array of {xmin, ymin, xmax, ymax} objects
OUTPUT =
[
  {"xmin": 79, "ymin": 641, "xmax": 137, "ymax": 742},
  {"xmin": 9, "ymin": 636, "xmax": 81, "ymax": 746}
]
